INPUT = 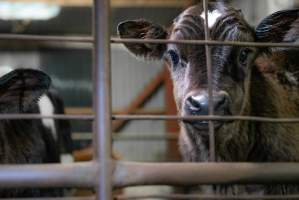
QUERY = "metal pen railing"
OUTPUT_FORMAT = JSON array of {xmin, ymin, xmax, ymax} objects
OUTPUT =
[{"xmin": 0, "ymin": 0, "xmax": 298, "ymax": 199}]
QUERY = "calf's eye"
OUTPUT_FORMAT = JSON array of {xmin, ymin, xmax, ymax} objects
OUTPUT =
[
  {"xmin": 167, "ymin": 49, "xmax": 180, "ymax": 66},
  {"xmin": 238, "ymin": 48, "xmax": 252, "ymax": 66}
]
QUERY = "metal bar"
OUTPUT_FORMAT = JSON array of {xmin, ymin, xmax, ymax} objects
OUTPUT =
[
  {"xmin": 113, "ymin": 161, "xmax": 299, "ymax": 187},
  {"xmin": 0, "ymin": 162, "xmax": 96, "ymax": 188},
  {"xmin": 93, "ymin": 0, "xmax": 112, "ymax": 199},
  {"xmin": 112, "ymin": 114, "xmax": 299, "ymax": 123},
  {"xmin": 0, "ymin": 197, "xmax": 95, "ymax": 200},
  {"xmin": 0, "ymin": 114, "xmax": 94, "ymax": 120},
  {"xmin": 111, "ymin": 37, "xmax": 299, "ymax": 48},
  {"xmin": 65, "ymin": 107, "xmax": 164, "ymax": 115},
  {"xmin": 115, "ymin": 194, "xmax": 299, "ymax": 200},
  {"xmin": 1, "ymin": 35, "xmax": 299, "ymax": 48},
  {"xmin": 113, "ymin": 135, "xmax": 178, "ymax": 141},
  {"xmin": 202, "ymin": 0, "xmax": 216, "ymax": 162},
  {"xmin": 5, "ymin": 161, "xmax": 299, "ymax": 188},
  {"xmin": 0, "ymin": 34, "xmax": 93, "ymax": 43},
  {"xmin": 72, "ymin": 132, "xmax": 178, "ymax": 141}
]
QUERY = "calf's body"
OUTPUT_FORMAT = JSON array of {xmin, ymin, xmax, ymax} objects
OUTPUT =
[{"xmin": 0, "ymin": 69, "xmax": 64, "ymax": 197}]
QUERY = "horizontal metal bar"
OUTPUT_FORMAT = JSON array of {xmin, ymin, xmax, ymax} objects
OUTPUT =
[
  {"xmin": 72, "ymin": 132, "xmax": 178, "ymax": 141},
  {"xmin": 115, "ymin": 194, "xmax": 299, "ymax": 200},
  {"xmin": 112, "ymin": 115, "xmax": 299, "ymax": 123},
  {"xmin": 0, "ymin": 34, "xmax": 93, "ymax": 43},
  {"xmin": 113, "ymin": 134, "xmax": 177, "ymax": 141},
  {"xmin": 113, "ymin": 161, "xmax": 299, "ymax": 187},
  {"xmin": 0, "ymin": 197, "xmax": 95, "ymax": 200},
  {"xmin": 0, "ymin": 162, "xmax": 97, "ymax": 188},
  {"xmin": 0, "ymin": 114, "xmax": 94, "ymax": 120},
  {"xmin": 4, "ymin": 161, "xmax": 299, "ymax": 188},
  {"xmin": 111, "ymin": 37, "xmax": 299, "ymax": 48},
  {"xmin": 0, "ymin": 35, "xmax": 297, "ymax": 48},
  {"xmin": 2, "ymin": 113, "xmax": 297, "ymax": 123},
  {"xmin": 0, "ymin": 34, "xmax": 296, "ymax": 49}
]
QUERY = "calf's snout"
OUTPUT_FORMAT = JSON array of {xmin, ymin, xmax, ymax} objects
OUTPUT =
[{"xmin": 185, "ymin": 91, "xmax": 230, "ymax": 116}]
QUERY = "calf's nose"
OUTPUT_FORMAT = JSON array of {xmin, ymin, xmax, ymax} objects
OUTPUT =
[{"xmin": 185, "ymin": 91, "xmax": 229, "ymax": 115}]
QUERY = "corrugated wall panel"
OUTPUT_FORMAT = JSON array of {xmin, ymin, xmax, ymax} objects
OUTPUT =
[{"xmin": 111, "ymin": 44, "xmax": 167, "ymax": 161}]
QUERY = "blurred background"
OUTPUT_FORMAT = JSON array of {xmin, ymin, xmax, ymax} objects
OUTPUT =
[{"xmin": 0, "ymin": 0, "xmax": 298, "ymax": 196}]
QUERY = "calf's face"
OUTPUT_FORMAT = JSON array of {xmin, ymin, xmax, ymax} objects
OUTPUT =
[
  {"xmin": 118, "ymin": 3, "xmax": 299, "ymax": 155},
  {"xmin": 118, "ymin": 4, "xmax": 257, "ymax": 131}
]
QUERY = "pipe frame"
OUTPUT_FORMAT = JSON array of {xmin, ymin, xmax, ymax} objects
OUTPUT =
[{"xmin": 0, "ymin": 1, "xmax": 299, "ymax": 200}]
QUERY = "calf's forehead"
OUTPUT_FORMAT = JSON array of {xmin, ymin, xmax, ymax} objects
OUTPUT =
[{"xmin": 169, "ymin": 4, "xmax": 255, "ymax": 46}]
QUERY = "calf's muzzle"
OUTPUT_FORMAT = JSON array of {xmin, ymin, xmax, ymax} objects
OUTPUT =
[{"xmin": 185, "ymin": 90, "xmax": 230, "ymax": 116}]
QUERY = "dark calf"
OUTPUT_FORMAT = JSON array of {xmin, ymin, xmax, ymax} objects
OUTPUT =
[
  {"xmin": 118, "ymin": 2, "xmax": 299, "ymax": 196},
  {"xmin": 0, "ymin": 67, "xmax": 73, "ymax": 164},
  {"xmin": 0, "ymin": 69, "xmax": 62, "ymax": 197}
]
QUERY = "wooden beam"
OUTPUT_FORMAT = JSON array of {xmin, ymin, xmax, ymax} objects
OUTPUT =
[
  {"xmin": 73, "ymin": 69, "xmax": 166, "ymax": 162},
  {"xmin": 73, "ymin": 148, "xmax": 122, "ymax": 162},
  {"xmin": 112, "ymin": 68, "xmax": 166, "ymax": 132}
]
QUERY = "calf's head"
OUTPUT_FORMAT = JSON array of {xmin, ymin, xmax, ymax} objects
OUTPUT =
[
  {"xmin": 0, "ymin": 69, "xmax": 51, "ymax": 113},
  {"xmin": 118, "ymin": 3, "xmax": 299, "ymax": 151}
]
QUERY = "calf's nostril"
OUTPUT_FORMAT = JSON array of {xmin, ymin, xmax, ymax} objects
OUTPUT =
[
  {"xmin": 187, "ymin": 96, "xmax": 201, "ymax": 111},
  {"xmin": 185, "ymin": 95, "xmax": 210, "ymax": 116},
  {"xmin": 214, "ymin": 94, "xmax": 229, "ymax": 112}
]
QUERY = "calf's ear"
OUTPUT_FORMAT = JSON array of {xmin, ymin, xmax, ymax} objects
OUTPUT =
[
  {"xmin": 0, "ymin": 69, "xmax": 51, "ymax": 113},
  {"xmin": 117, "ymin": 19, "xmax": 168, "ymax": 59},
  {"xmin": 256, "ymin": 9, "xmax": 299, "ymax": 43}
]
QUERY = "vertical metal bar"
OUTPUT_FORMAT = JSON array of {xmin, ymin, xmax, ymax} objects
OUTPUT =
[
  {"xmin": 202, "ymin": 0, "xmax": 216, "ymax": 162},
  {"xmin": 93, "ymin": 0, "xmax": 112, "ymax": 199}
]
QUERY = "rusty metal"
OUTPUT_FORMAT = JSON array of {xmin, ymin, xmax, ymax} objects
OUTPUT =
[
  {"xmin": 93, "ymin": 0, "xmax": 112, "ymax": 200},
  {"xmin": 0, "ymin": 162, "xmax": 96, "ymax": 188},
  {"xmin": 111, "ymin": 37, "xmax": 299, "ymax": 48},
  {"xmin": 115, "ymin": 194, "xmax": 299, "ymax": 200},
  {"xmin": 112, "ymin": 114, "xmax": 299, "ymax": 123},
  {"xmin": 0, "ymin": 34, "xmax": 92, "ymax": 42},
  {"xmin": 0, "ymin": 114, "xmax": 94, "ymax": 120}
]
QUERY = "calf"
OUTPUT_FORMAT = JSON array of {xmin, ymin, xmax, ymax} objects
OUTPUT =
[
  {"xmin": 0, "ymin": 69, "xmax": 63, "ymax": 197},
  {"xmin": 0, "ymin": 67, "xmax": 73, "ymax": 164},
  {"xmin": 118, "ymin": 2, "xmax": 299, "ymax": 196}
]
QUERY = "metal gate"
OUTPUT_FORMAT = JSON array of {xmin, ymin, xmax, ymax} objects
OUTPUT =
[{"xmin": 0, "ymin": 0, "xmax": 299, "ymax": 199}]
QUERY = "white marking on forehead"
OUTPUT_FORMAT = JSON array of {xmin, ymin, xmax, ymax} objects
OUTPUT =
[{"xmin": 200, "ymin": 9, "xmax": 222, "ymax": 29}]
